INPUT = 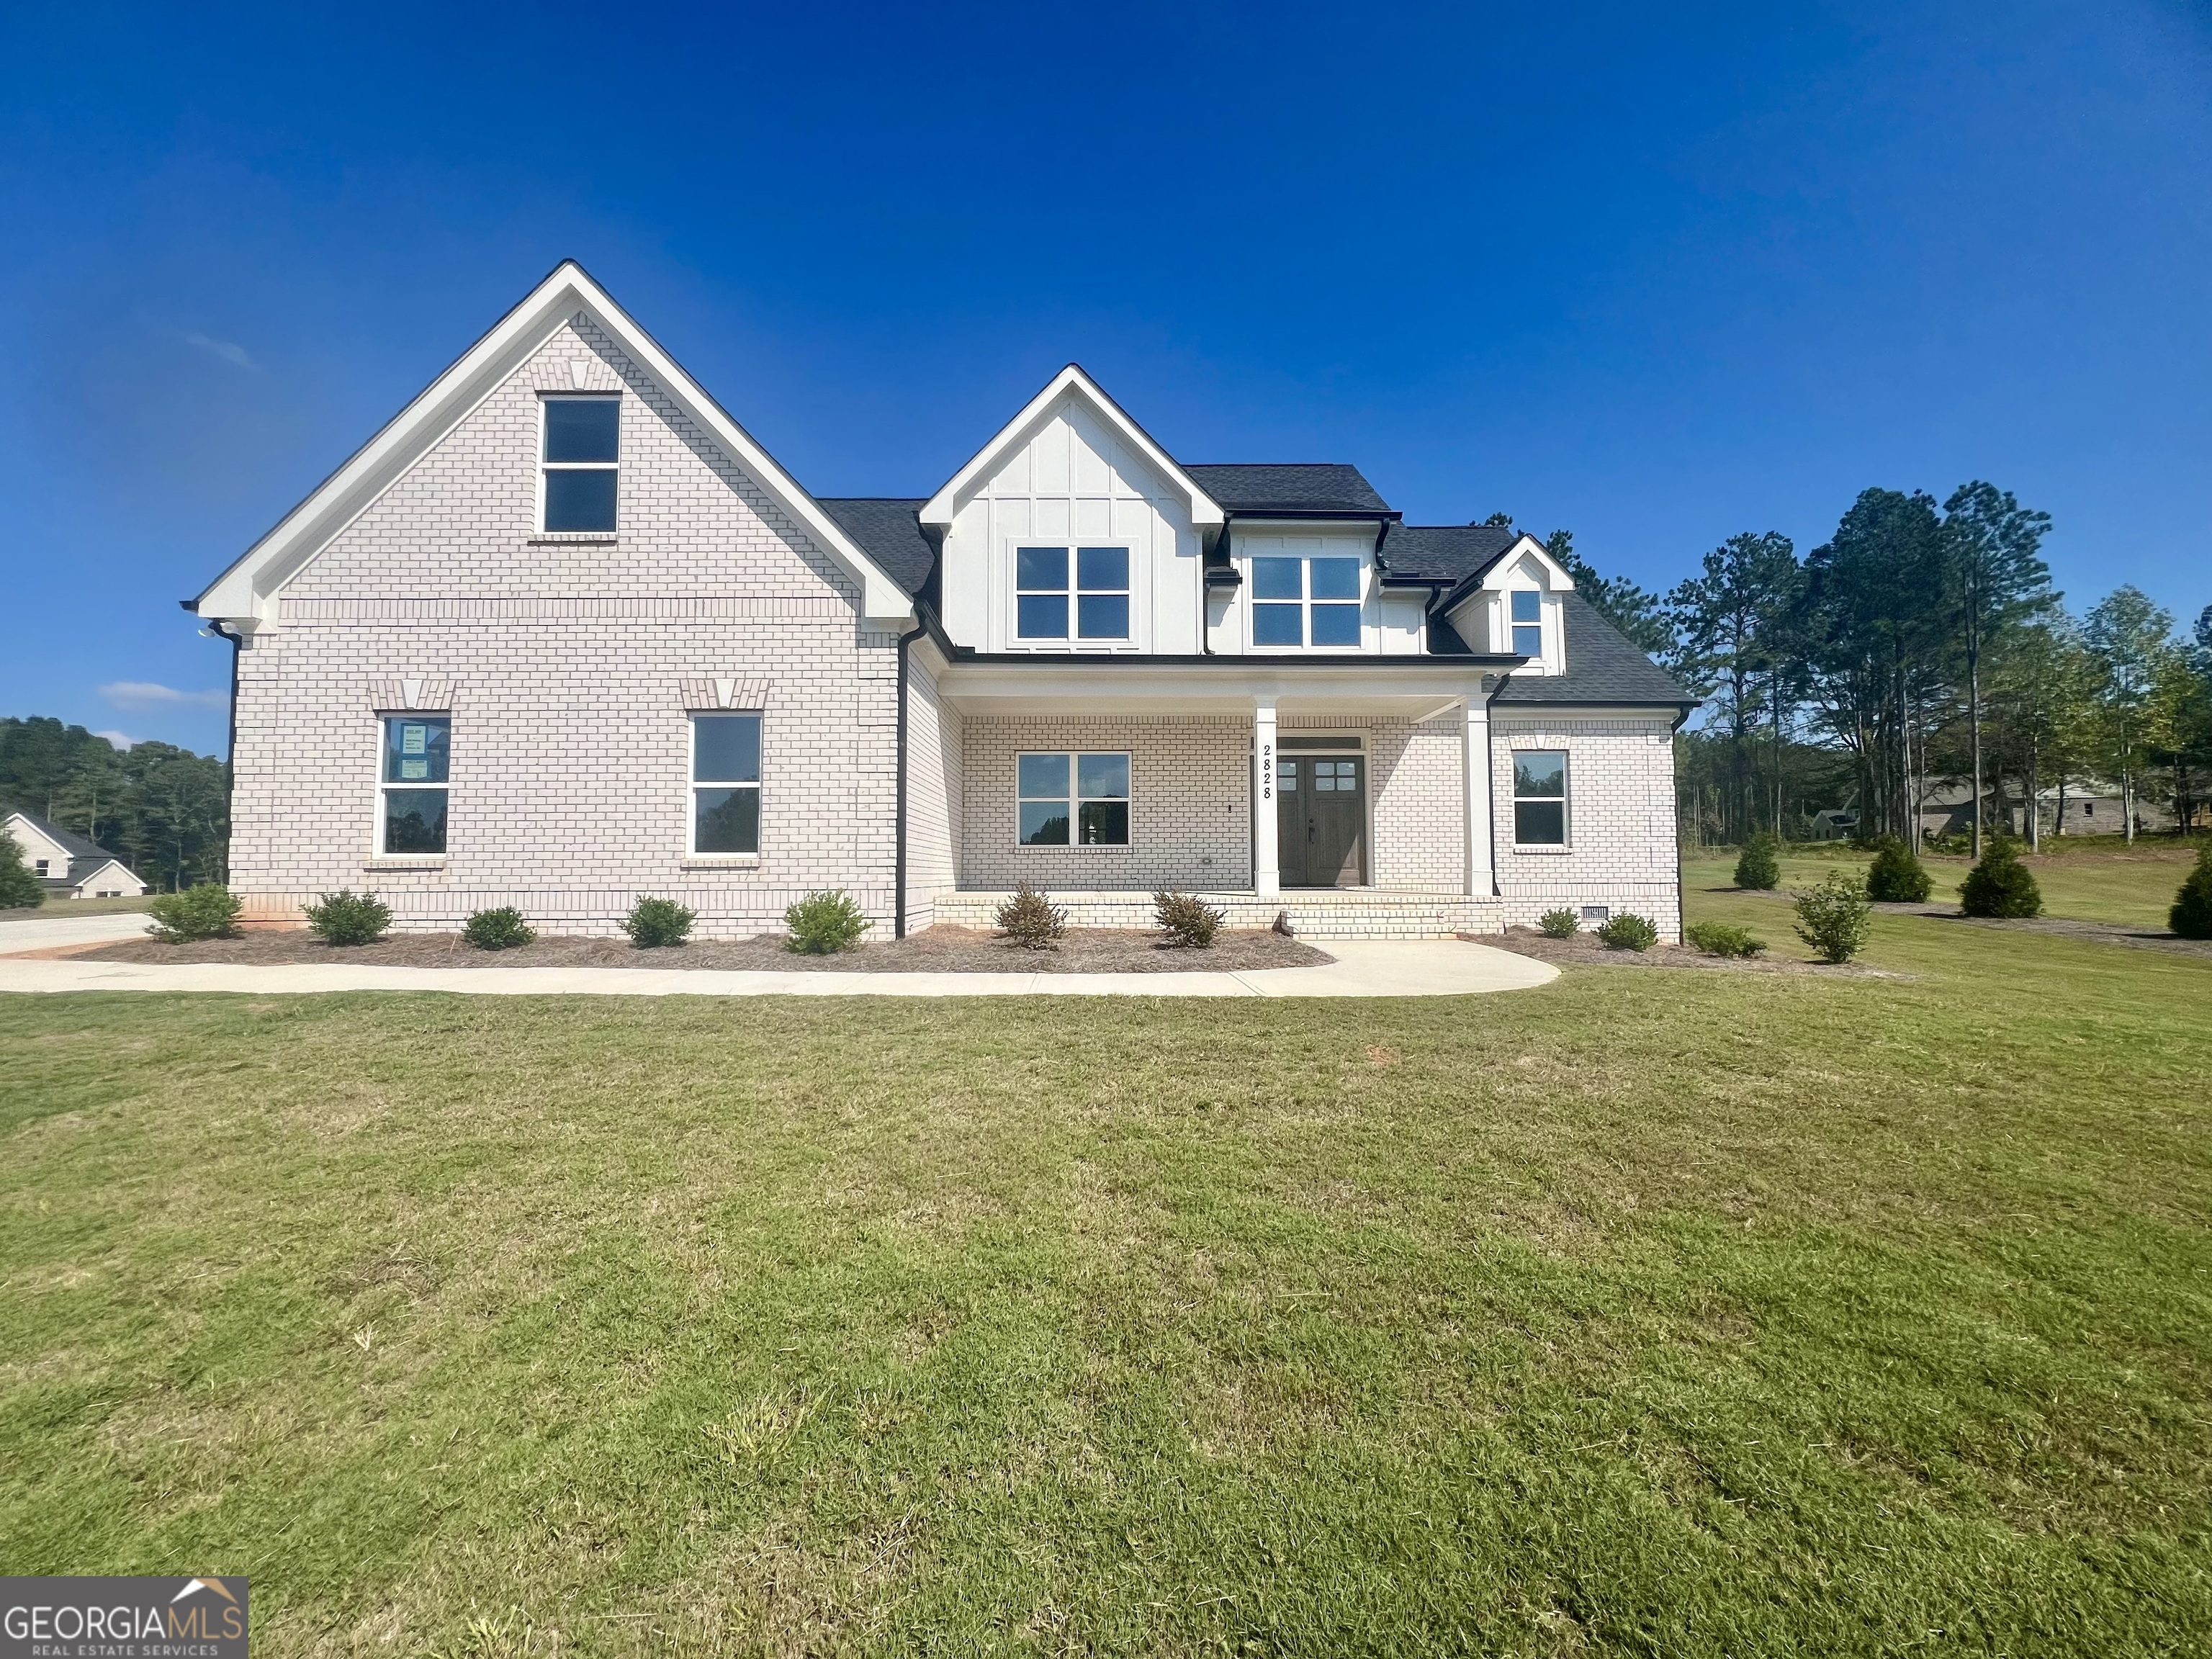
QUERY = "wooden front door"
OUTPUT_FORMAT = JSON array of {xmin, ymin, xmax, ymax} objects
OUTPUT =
[{"xmin": 1277, "ymin": 755, "xmax": 1367, "ymax": 887}]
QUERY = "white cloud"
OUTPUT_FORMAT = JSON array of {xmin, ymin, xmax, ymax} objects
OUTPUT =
[
  {"xmin": 94, "ymin": 729, "xmax": 138, "ymax": 751},
  {"xmin": 100, "ymin": 680, "xmax": 228, "ymax": 711},
  {"xmin": 184, "ymin": 331, "xmax": 257, "ymax": 371}
]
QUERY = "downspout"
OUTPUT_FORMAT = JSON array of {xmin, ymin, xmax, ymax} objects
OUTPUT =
[
  {"xmin": 893, "ymin": 620, "xmax": 925, "ymax": 940},
  {"xmin": 207, "ymin": 616, "xmax": 243, "ymax": 885}
]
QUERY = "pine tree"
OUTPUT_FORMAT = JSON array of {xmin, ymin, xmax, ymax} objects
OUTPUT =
[
  {"xmin": 2172, "ymin": 844, "xmax": 2212, "ymax": 940},
  {"xmin": 0, "ymin": 831, "xmax": 45, "ymax": 909},
  {"xmin": 1734, "ymin": 831, "xmax": 1781, "ymax": 890},
  {"xmin": 1864, "ymin": 835, "xmax": 1933, "ymax": 902},
  {"xmin": 1959, "ymin": 838, "xmax": 2042, "ymax": 919}
]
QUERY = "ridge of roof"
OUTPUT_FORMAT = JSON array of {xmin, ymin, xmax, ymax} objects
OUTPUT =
[{"xmin": 6, "ymin": 810, "xmax": 111, "ymax": 860}]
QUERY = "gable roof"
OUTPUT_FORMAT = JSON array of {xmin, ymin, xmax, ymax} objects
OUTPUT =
[
  {"xmin": 817, "ymin": 498, "xmax": 935, "ymax": 600},
  {"xmin": 919, "ymin": 365, "xmax": 1225, "ymax": 532},
  {"xmin": 1182, "ymin": 464, "xmax": 1391, "ymax": 516},
  {"xmin": 5, "ymin": 810, "xmax": 107, "ymax": 861},
  {"xmin": 1492, "ymin": 591, "xmax": 1694, "ymax": 708},
  {"xmin": 1379, "ymin": 523, "xmax": 1520, "ymax": 585},
  {"xmin": 193, "ymin": 261, "xmax": 914, "ymax": 629}
]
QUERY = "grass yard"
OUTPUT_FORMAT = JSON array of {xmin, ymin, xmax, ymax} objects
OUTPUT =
[{"xmin": 1, "ymin": 873, "xmax": 2208, "ymax": 1654}]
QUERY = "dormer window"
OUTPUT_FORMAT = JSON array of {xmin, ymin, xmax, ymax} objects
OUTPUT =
[
  {"xmin": 1253, "ymin": 556, "xmax": 1362, "ymax": 647},
  {"xmin": 541, "ymin": 395, "xmax": 619, "ymax": 533},
  {"xmin": 1511, "ymin": 590, "xmax": 1542, "ymax": 657},
  {"xmin": 1016, "ymin": 546, "xmax": 1129, "ymax": 642}
]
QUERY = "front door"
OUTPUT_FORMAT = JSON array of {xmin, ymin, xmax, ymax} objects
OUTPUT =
[{"xmin": 1277, "ymin": 755, "xmax": 1366, "ymax": 887}]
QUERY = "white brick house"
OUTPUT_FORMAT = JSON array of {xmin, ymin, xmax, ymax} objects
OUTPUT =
[{"xmin": 192, "ymin": 263, "xmax": 1694, "ymax": 940}]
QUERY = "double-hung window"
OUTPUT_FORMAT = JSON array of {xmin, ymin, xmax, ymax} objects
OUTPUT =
[
  {"xmin": 691, "ymin": 714, "xmax": 762, "ymax": 855},
  {"xmin": 1252, "ymin": 556, "xmax": 1362, "ymax": 647},
  {"xmin": 1512, "ymin": 750, "xmax": 1568, "ymax": 846},
  {"xmin": 541, "ymin": 395, "xmax": 619, "ymax": 532},
  {"xmin": 1510, "ymin": 590, "xmax": 1543, "ymax": 657},
  {"xmin": 381, "ymin": 716, "xmax": 451, "ymax": 854},
  {"xmin": 1017, "ymin": 752, "xmax": 1130, "ymax": 845},
  {"xmin": 1015, "ymin": 546, "xmax": 1129, "ymax": 642}
]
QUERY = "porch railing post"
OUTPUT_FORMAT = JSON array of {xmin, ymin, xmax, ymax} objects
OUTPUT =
[
  {"xmin": 1253, "ymin": 698, "xmax": 1280, "ymax": 899},
  {"xmin": 1464, "ymin": 691, "xmax": 1494, "ymax": 896}
]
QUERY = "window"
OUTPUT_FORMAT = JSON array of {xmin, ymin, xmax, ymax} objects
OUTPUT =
[
  {"xmin": 1015, "ymin": 546, "xmax": 1129, "ymax": 642},
  {"xmin": 1513, "ymin": 750, "xmax": 1568, "ymax": 846},
  {"xmin": 33, "ymin": 859, "xmax": 48, "ymax": 876},
  {"xmin": 1017, "ymin": 752, "xmax": 1129, "ymax": 845},
  {"xmin": 541, "ymin": 395, "xmax": 619, "ymax": 532},
  {"xmin": 691, "ymin": 714, "xmax": 761, "ymax": 855},
  {"xmin": 381, "ymin": 716, "xmax": 451, "ymax": 854},
  {"xmin": 1510, "ymin": 590, "xmax": 1543, "ymax": 657},
  {"xmin": 1252, "ymin": 556, "xmax": 1362, "ymax": 647}
]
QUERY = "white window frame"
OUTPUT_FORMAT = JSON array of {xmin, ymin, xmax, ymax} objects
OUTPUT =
[
  {"xmin": 33, "ymin": 859, "xmax": 48, "ymax": 876},
  {"xmin": 688, "ymin": 712, "xmax": 763, "ymax": 858},
  {"xmin": 538, "ymin": 393, "xmax": 620, "ymax": 535},
  {"xmin": 1010, "ymin": 543, "xmax": 1133, "ymax": 649},
  {"xmin": 1015, "ymin": 750, "xmax": 1131, "ymax": 847},
  {"xmin": 1494, "ymin": 585, "xmax": 1563, "ymax": 673},
  {"xmin": 1511, "ymin": 747, "xmax": 1570, "ymax": 850},
  {"xmin": 377, "ymin": 714, "xmax": 451, "ymax": 858},
  {"xmin": 1246, "ymin": 554, "xmax": 1367, "ymax": 652}
]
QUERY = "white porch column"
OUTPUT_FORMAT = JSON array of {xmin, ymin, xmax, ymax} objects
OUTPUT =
[
  {"xmin": 1253, "ymin": 698, "xmax": 1280, "ymax": 899},
  {"xmin": 1463, "ymin": 691, "xmax": 1494, "ymax": 896}
]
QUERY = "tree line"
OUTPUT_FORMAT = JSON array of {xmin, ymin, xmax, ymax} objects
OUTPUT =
[
  {"xmin": 0, "ymin": 716, "xmax": 230, "ymax": 890},
  {"xmin": 1487, "ymin": 492, "xmax": 2212, "ymax": 853}
]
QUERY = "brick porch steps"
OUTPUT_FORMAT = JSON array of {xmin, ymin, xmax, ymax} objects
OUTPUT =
[{"xmin": 927, "ymin": 889, "xmax": 1503, "ymax": 939}]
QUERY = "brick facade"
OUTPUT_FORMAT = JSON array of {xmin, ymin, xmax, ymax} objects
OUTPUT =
[{"xmin": 1491, "ymin": 711, "xmax": 1682, "ymax": 940}]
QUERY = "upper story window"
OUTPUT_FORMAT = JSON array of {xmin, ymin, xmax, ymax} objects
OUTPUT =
[
  {"xmin": 541, "ymin": 395, "xmax": 619, "ymax": 533},
  {"xmin": 1510, "ymin": 590, "xmax": 1543, "ymax": 657},
  {"xmin": 381, "ymin": 715, "xmax": 451, "ymax": 855},
  {"xmin": 1253, "ymin": 556, "xmax": 1362, "ymax": 648},
  {"xmin": 1016, "ymin": 546, "xmax": 1129, "ymax": 642}
]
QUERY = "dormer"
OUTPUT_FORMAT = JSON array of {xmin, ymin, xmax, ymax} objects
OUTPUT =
[{"xmin": 1440, "ymin": 534, "xmax": 1575, "ymax": 675}]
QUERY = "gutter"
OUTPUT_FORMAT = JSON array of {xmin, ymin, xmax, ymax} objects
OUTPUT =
[{"xmin": 181, "ymin": 599, "xmax": 243, "ymax": 881}]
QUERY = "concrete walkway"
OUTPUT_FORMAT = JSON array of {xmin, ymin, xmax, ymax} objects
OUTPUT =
[
  {"xmin": 0, "ymin": 909, "xmax": 153, "ymax": 952},
  {"xmin": 0, "ymin": 938, "xmax": 1557, "ymax": 999}
]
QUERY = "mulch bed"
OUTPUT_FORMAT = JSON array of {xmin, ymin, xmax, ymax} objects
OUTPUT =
[
  {"xmin": 1481, "ymin": 927, "xmax": 1904, "ymax": 978},
  {"xmin": 71, "ymin": 925, "xmax": 1333, "ymax": 975}
]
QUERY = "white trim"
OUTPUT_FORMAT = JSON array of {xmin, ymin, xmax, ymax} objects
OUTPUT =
[
  {"xmin": 536, "ymin": 392, "xmax": 620, "ymax": 535},
  {"xmin": 1463, "ymin": 698, "xmax": 1493, "ymax": 896},
  {"xmin": 1004, "ymin": 539, "xmax": 1137, "ymax": 652},
  {"xmin": 920, "ymin": 365, "xmax": 1223, "ymax": 532},
  {"xmin": 195, "ymin": 261, "xmax": 914, "ymax": 630},
  {"xmin": 1509, "ymin": 747, "xmax": 1571, "ymax": 850},
  {"xmin": 1251, "ymin": 700, "xmax": 1279, "ymax": 898},
  {"xmin": 1244, "ymin": 547, "xmax": 1370, "ymax": 655},
  {"xmin": 377, "ymin": 714, "xmax": 452, "ymax": 858},
  {"xmin": 1014, "ymin": 750, "xmax": 1131, "ymax": 848},
  {"xmin": 688, "ymin": 711, "xmax": 764, "ymax": 858}
]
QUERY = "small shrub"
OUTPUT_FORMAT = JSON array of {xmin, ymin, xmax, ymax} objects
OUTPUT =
[
  {"xmin": 624, "ymin": 896, "xmax": 696, "ymax": 948},
  {"xmin": 1863, "ymin": 835, "xmax": 1933, "ymax": 903},
  {"xmin": 0, "ymin": 832, "xmax": 44, "ymax": 909},
  {"xmin": 2172, "ymin": 844, "xmax": 2212, "ymax": 940},
  {"xmin": 1793, "ymin": 871, "xmax": 1872, "ymax": 963},
  {"xmin": 1684, "ymin": 920, "xmax": 1766, "ymax": 958},
  {"xmin": 305, "ymin": 889, "xmax": 392, "ymax": 946},
  {"xmin": 994, "ymin": 883, "xmax": 1066, "ymax": 951},
  {"xmin": 147, "ymin": 883, "xmax": 243, "ymax": 943},
  {"xmin": 462, "ymin": 907, "xmax": 535, "ymax": 950},
  {"xmin": 1959, "ymin": 838, "xmax": 2041, "ymax": 919},
  {"xmin": 1537, "ymin": 907, "xmax": 1580, "ymax": 938},
  {"xmin": 1734, "ymin": 832, "xmax": 1781, "ymax": 890},
  {"xmin": 1154, "ymin": 890, "xmax": 1223, "ymax": 949},
  {"xmin": 784, "ymin": 889, "xmax": 871, "ymax": 954},
  {"xmin": 1594, "ymin": 912, "xmax": 1659, "ymax": 951}
]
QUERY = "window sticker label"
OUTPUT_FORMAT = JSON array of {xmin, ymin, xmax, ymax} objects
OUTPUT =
[
  {"xmin": 401, "ymin": 724, "xmax": 427, "ymax": 755},
  {"xmin": 399, "ymin": 757, "xmax": 429, "ymax": 781}
]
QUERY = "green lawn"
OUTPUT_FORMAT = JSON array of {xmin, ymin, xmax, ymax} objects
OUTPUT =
[{"xmin": 2, "ymin": 894, "xmax": 2208, "ymax": 1653}]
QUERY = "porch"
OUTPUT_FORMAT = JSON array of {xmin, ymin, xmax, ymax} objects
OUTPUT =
[{"xmin": 932, "ymin": 888, "xmax": 1503, "ymax": 939}]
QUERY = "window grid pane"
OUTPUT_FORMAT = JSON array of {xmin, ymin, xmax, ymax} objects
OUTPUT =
[
  {"xmin": 692, "ymin": 714, "xmax": 760, "ymax": 783},
  {"xmin": 1254, "ymin": 603, "xmax": 1304, "ymax": 646},
  {"xmin": 1513, "ymin": 624, "xmax": 1542, "ymax": 656},
  {"xmin": 693, "ymin": 786, "xmax": 760, "ymax": 854},
  {"xmin": 1017, "ymin": 594, "xmax": 1069, "ymax": 639},
  {"xmin": 384, "ymin": 717, "xmax": 450, "ymax": 784},
  {"xmin": 543, "ymin": 397, "xmax": 620, "ymax": 462},
  {"xmin": 1076, "ymin": 547, "xmax": 1128, "ymax": 591},
  {"xmin": 1511, "ymin": 590, "xmax": 1542, "ymax": 623},
  {"xmin": 1310, "ymin": 604, "xmax": 1361, "ymax": 647},
  {"xmin": 1016, "ymin": 547, "xmax": 1069, "ymax": 591},
  {"xmin": 544, "ymin": 468, "xmax": 617, "ymax": 532}
]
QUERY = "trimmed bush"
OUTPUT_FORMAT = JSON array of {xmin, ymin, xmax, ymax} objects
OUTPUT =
[
  {"xmin": 623, "ymin": 897, "xmax": 696, "ymax": 948},
  {"xmin": 1595, "ymin": 912, "xmax": 1659, "ymax": 951},
  {"xmin": 1793, "ymin": 871, "xmax": 1871, "ymax": 963},
  {"xmin": 1154, "ymin": 890, "xmax": 1224, "ymax": 949},
  {"xmin": 784, "ymin": 890, "xmax": 871, "ymax": 955},
  {"xmin": 1959, "ymin": 838, "xmax": 2042, "ymax": 919},
  {"xmin": 2172, "ymin": 845, "xmax": 2212, "ymax": 940},
  {"xmin": 1863, "ymin": 836, "xmax": 1933, "ymax": 903},
  {"xmin": 1734, "ymin": 832, "xmax": 1781, "ymax": 891},
  {"xmin": 1684, "ymin": 920, "xmax": 1766, "ymax": 958},
  {"xmin": 0, "ymin": 832, "xmax": 48, "ymax": 909},
  {"xmin": 994, "ymin": 883, "xmax": 1066, "ymax": 951},
  {"xmin": 1537, "ymin": 907, "xmax": 1580, "ymax": 939},
  {"xmin": 147, "ymin": 884, "xmax": 243, "ymax": 943},
  {"xmin": 462, "ymin": 907, "xmax": 535, "ymax": 950},
  {"xmin": 305, "ymin": 889, "xmax": 392, "ymax": 946}
]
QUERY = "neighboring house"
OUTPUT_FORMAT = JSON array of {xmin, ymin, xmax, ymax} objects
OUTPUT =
[
  {"xmin": 1915, "ymin": 780, "xmax": 2172, "ymax": 841},
  {"xmin": 2, "ymin": 811, "xmax": 150, "ymax": 899},
  {"xmin": 189, "ymin": 263, "xmax": 1696, "ymax": 940}
]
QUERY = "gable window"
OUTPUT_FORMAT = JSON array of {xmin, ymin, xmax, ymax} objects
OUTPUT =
[
  {"xmin": 691, "ymin": 714, "xmax": 762, "ymax": 855},
  {"xmin": 381, "ymin": 716, "xmax": 451, "ymax": 855},
  {"xmin": 1510, "ymin": 590, "xmax": 1543, "ymax": 657},
  {"xmin": 1015, "ymin": 547, "xmax": 1129, "ymax": 642},
  {"xmin": 1017, "ymin": 752, "xmax": 1130, "ymax": 845},
  {"xmin": 541, "ymin": 395, "xmax": 619, "ymax": 533},
  {"xmin": 34, "ymin": 859, "xmax": 48, "ymax": 876},
  {"xmin": 1513, "ymin": 750, "xmax": 1568, "ymax": 847},
  {"xmin": 1252, "ymin": 556, "xmax": 1362, "ymax": 647}
]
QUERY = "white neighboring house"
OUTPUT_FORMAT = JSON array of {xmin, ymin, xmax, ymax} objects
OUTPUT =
[
  {"xmin": 189, "ymin": 262, "xmax": 1696, "ymax": 940},
  {"xmin": 3, "ymin": 811, "xmax": 150, "ymax": 900}
]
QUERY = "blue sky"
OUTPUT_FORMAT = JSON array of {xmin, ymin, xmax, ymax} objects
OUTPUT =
[{"xmin": 4, "ymin": 1, "xmax": 2208, "ymax": 757}]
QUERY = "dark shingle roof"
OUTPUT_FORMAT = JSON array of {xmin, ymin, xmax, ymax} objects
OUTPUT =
[
  {"xmin": 1493, "ymin": 591, "xmax": 1694, "ymax": 708},
  {"xmin": 815, "ymin": 498, "xmax": 935, "ymax": 599},
  {"xmin": 1182, "ymin": 464, "xmax": 1392, "ymax": 514},
  {"xmin": 11, "ymin": 811, "xmax": 108, "ymax": 860},
  {"xmin": 1379, "ymin": 523, "xmax": 1519, "ymax": 585}
]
